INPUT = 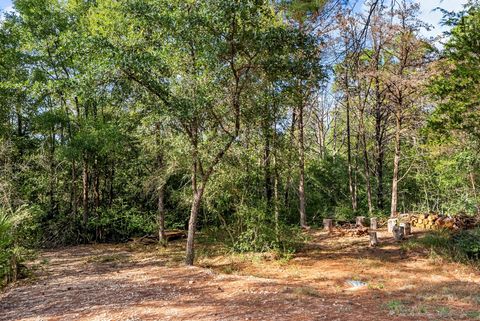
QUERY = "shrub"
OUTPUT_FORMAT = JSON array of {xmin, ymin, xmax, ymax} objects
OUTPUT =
[
  {"xmin": 0, "ymin": 205, "xmax": 38, "ymax": 287},
  {"xmin": 403, "ymin": 228, "xmax": 480, "ymax": 267},
  {"xmin": 452, "ymin": 228, "xmax": 480, "ymax": 261},
  {"xmin": 91, "ymin": 205, "xmax": 157, "ymax": 242},
  {"xmin": 230, "ymin": 204, "xmax": 307, "ymax": 255}
]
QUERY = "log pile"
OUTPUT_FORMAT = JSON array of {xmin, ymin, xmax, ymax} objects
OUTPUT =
[
  {"xmin": 409, "ymin": 213, "xmax": 479, "ymax": 230},
  {"xmin": 331, "ymin": 220, "xmax": 369, "ymax": 237},
  {"xmin": 332, "ymin": 226, "xmax": 369, "ymax": 237}
]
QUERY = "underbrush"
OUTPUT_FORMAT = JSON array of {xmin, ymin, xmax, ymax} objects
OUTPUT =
[
  {"xmin": 200, "ymin": 224, "xmax": 307, "ymax": 260},
  {"xmin": 403, "ymin": 228, "xmax": 480, "ymax": 267},
  {"xmin": 0, "ymin": 205, "xmax": 39, "ymax": 287}
]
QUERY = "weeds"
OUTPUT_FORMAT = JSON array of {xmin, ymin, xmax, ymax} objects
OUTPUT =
[
  {"xmin": 466, "ymin": 311, "xmax": 480, "ymax": 319},
  {"xmin": 293, "ymin": 286, "xmax": 321, "ymax": 297},
  {"xmin": 384, "ymin": 300, "xmax": 405, "ymax": 315},
  {"xmin": 402, "ymin": 228, "xmax": 480, "ymax": 268}
]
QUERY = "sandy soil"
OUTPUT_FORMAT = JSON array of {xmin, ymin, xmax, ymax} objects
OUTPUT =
[{"xmin": 1, "ymin": 229, "xmax": 479, "ymax": 321}]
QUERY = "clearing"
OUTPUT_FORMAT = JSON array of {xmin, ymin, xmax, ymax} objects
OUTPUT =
[{"xmin": 1, "ymin": 229, "xmax": 480, "ymax": 321}]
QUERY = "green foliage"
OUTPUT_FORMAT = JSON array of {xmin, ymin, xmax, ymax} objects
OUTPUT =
[
  {"xmin": 306, "ymin": 155, "xmax": 363, "ymax": 222},
  {"xmin": 0, "ymin": 205, "xmax": 39, "ymax": 286},
  {"xmin": 429, "ymin": 5, "xmax": 480, "ymax": 140},
  {"xmin": 403, "ymin": 228, "xmax": 480, "ymax": 266},
  {"xmin": 91, "ymin": 206, "xmax": 157, "ymax": 242},
  {"xmin": 453, "ymin": 228, "xmax": 480, "ymax": 260},
  {"xmin": 230, "ymin": 204, "xmax": 306, "ymax": 255},
  {"xmin": 384, "ymin": 300, "xmax": 406, "ymax": 315},
  {"xmin": 0, "ymin": 0, "xmax": 479, "ymax": 274}
]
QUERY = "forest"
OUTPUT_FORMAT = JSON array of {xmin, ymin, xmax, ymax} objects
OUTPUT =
[{"xmin": 0, "ymin": 0, "xmax": 479, "ymax": 320}]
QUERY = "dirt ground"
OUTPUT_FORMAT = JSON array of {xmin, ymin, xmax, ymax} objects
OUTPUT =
[{"xmin": 1, "ymin": 229, "xmax": 480, "ymax": 321}]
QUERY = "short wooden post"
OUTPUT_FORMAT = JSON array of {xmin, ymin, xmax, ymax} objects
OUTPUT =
[
  {"xmin": 370, "ymin": 217, "xmax": 378, "ymax": 230},
  {"xmin": 356, "ymin": 216, "xmax": 366, "ymax": 227},
  {"xmin": 323, "ymin": 219, "xmax": 333, "ymax": 233},
  {"xmin": 400, "ymin": 222, "xmax": 411, "ymax": 236},
  {"xmin": 393, "ymin": 225, "xmax": 404, "ymax": 241},
  {"xmin": 369, "ymin": 231, "xmax": 378, "ymax": 247},
  {"xmin": 387, "ymin": 218, "xmax": 398, "ymax": 233}
]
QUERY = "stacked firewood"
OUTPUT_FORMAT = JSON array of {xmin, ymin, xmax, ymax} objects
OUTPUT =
[{"xmin": 409, "ymin": 213, "xmax": 478, "ymax": 230}]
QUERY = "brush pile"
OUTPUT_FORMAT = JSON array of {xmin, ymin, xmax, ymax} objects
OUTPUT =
[{"xmin": 332, "ymin": 222, "xmax": 369, "ymax": 237}]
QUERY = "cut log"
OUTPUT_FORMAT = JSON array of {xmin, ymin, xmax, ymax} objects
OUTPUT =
[
  {"xmin": 323, "ymin": 219, "xmax": 333, "ymax": 233},
  {"xmin": 393, "ymin": 225, "xmax": 404, "ymax": 241},
  {"xmin": 356, "ymin": 216, "xmax": 366, "ymax": 227},
  {"xmin": 369, "ymin": 231, "xmax": 378, "ymax": 247},
  {"xmin": 370, "ymin": 217, "xmax": 378, "ymax": 230},
  {"xmin": 165, "ymin": 230, "xmax": 186, "ymax": 241},
  {"xmin": 400, "ymin": 222, "xmax": 411, "ymax": 236},
  {"xmin": 388, "ymin": 218, "xmax": 398, "ymax": 233}
]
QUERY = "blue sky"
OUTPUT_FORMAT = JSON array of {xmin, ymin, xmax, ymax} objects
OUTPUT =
[
  {"xmin": 0, "ymin": 0, "xmax": 469, "ymax": 37},
  {"xmin": 417, "ymin": 0, "xmax": 468, "ymax": 38},
  {"xmin": 0, "ymin": 0, "xmax": 11, "ymax": 11}
]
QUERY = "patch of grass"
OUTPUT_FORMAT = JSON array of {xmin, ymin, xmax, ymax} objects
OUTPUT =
[
  {"xmin": 86, "ymin": 253, "xmax": 129, "ymax": 264},
  {"xmin": 416, "ymin": 305, "xmax": 428, "ymax": 314},
  {"xmin": 368, "ymin": 282, "xmax": 385, "ymax": 290},
  {"xmin": 402, "ymin": 228, "xmax": 480, "ymax": 268},
  {"xmin": 402, "ymin": 231, "xmax": 450, "ymax": 252},
  {"xmin": 218, "ymin": 264, "xmax": 241, "ymax": 275},
  {"xmin": 436, "ymin": 306, "xmax": 450, "ymax": 317},
  {"xmin": 384, "ymin": 300, "xmax": 405, "ymax": 315},
  {"xmin": 293, "ymin": 286, "xmax": 321, "ymax": 297},
  {"xmin": 473, "ymin": 294, "xmax": 480, "ymax": 305},
  {"xmin": 465, "ymin": 311, "xmax": 480, "ymax": 319}
]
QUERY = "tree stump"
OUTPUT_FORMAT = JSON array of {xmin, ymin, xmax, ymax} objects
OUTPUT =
[
  {"xmin": 323, "ymin": 219, "xmax": 333, "ymax": 233},
  {"xmin": 400, "ymin": 222, "xmax": 411, "ymax": 236},
  {"xmin": 356, "ymin": 216, "xmax": 366, "ymax": 227},
  {"xmin": 393, "ymin": 225, "xmax": 404, "ymax": 241},
  {"xmin": 370, "ymin": 217, "xmax": 378, "ymax": 230},
  {"xmin": 387, "ymin": 218, "xmax": 398, "ymax": 233},
  {"xmin": 369, "ymin": 231, "xmax": 378, "ymax": 247}
]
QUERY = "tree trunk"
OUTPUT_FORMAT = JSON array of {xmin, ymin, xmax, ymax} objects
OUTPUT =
[
  {"xmin": 345, "ymin": 68, "xmax": 356, "ymax": 212},
  {"xmin": 284, "ymin": 108, "xmax": 296, "ymax": 208},
  {"xmin": 390, "ymin": 111, "xmax": 401, "ymax": 217},
  {"xmin": 359, "ymin": 110, "xmax": 373, "ymax": 213},
  {"xmin": 263, "ymin": 115, "xmax": 273, "ymax": 207},
  {"xmin": 470, "ymin": 172, "xmax": 479, "ymax": 215},
  {"xmin": 93, "ymin": 157, "xmax": 101, "ymax": 239},
  {"xmin": 185, "ymin": 186, "xmax": 205, "ymax": 266},
  {"xmin": 158, "ymin": 184, "xmax": 166, "ymax": 243},
  {"xmin": 374, "ymin": 66, "xmax": 386, "ymax": 212},
  {"xmin": 71, "ymin": 160, "xmax": 77, "ymax": 217},
  {"xmin": 82, "ymin": 155, "xmax": 89, "ymax": 226},
  {"xmin": 297, "ymin": 103, "xmax": 307, "ymax": 228},
  {"xmin": 49, "ymin": 130, "xmax": 57, "ymax": 217},
  {"xmin": 109, "ymin": 160, "xmax": 114, "ymax": 207},
  {"xmin": 272, "ymin": 115, "xmax": 280, "ymax": 237},
  {"xmin": 274, "ymin": 166, "xmax": 280, "ymax": 237}
]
